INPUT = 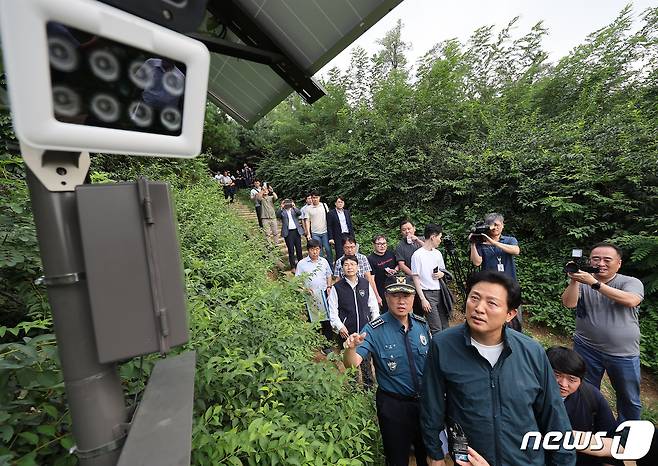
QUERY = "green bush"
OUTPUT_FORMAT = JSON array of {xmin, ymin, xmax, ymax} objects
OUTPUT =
[{"xmin": 176, "ymin": 182, "xmax": 382, "ymax": 465}]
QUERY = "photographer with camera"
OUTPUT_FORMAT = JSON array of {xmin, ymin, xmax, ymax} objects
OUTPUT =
[
  {"xmin": 561, "ymin": 243, "xmax": 644, "ymax": 422},
  {"xmin": 277, "ymin": 199, "xmax": 304, "ymax": 271},
  {"xmin": 256, "ymin": 183, "xmax": 279, "ymax": 245},
  {"xmin": 469, "ymin": 213, "xmax": 522, "ymax": 331}
]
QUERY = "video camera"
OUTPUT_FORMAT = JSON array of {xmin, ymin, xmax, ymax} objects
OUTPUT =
[
  {"xmin": 564, "ymin": 249, "xmax": 600, "ymax": 274},
  {"xmin": 469, "ymin": 223, "xmax": 492, "ymax": 243}
]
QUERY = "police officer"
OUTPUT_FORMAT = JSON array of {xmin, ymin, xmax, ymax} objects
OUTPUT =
[{"xmin": 343, "ymin": 276, "xmax": 431, "ymax": 466}]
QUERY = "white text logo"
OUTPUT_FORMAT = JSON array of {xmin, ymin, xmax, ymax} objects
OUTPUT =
[{"xmin": 520, "ymin": 420, "xmax": 654, "ymax": 460}]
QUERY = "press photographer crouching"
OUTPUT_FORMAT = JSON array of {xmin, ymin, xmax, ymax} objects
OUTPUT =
[
  {"xmin": 469, "ymin": 213, "xmax": 523, "ymax": 331},
  {"xmin": 561, "ymin": 242, "xmax": 644, "ymax": 422},
  {"xmin": 546, "ymin": 346, "xmax": 620, "ymax": 466}
]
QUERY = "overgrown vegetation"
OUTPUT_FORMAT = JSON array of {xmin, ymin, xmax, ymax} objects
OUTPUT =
[
  {"xmin": 254, "ymin": 6, "xmax": 658, "ymax": 369},
  {"xmin": 1, "ymin": 148, "xmax": 382, "ymax": 464}
]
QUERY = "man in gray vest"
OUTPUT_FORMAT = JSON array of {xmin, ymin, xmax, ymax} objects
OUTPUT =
[{"xmin": 561, "ymin": 242, "xmax": 644, "ymax": 421}]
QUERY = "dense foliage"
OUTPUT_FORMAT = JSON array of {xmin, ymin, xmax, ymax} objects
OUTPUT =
[
  {"xmin": 254, "ymin": 7, "xmax": 658, "ymax": 368},
  {"xmin": 1, "ymin": 147, "xmax": 382, "ymax": 464}
]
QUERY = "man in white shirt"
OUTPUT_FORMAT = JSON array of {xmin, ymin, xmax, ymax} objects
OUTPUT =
[
  {"xmin": 296, "ymin": 239, "xmax": 334, "ymax": 350},
  {"xmin": 411, "ymin": 224, "xmax": 449, "ymax": 334},
  {"xmin": 304, "ymin": 191, "xmax": 333, "ymax": 266},
  {"xmin": 327, "ymin": 255, "xmax": 379, "ymax": 387},
  {"xmin": 216, "ymin": 170, "xmax": 235, "ymax": 203}
]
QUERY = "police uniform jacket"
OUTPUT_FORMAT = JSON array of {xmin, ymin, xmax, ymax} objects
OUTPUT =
[{"xmin": 356, "ymin": 311, "xmax": 431, "ymax": 397}]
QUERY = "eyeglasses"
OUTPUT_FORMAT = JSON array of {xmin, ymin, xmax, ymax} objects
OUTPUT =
[{"xmin": 374, "ymin": 242, "xmax": 387, "ymax": 245}]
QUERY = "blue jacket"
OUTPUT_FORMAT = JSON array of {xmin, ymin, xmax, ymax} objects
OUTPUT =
[
  {"xmin": 357, "ymin": 312, "xmax": 431, "ymax": 397},
  {"xmin": 420, "ymin": 323, "xmax": 575, "ymax": 466},
  {"xmin": 277, "ymin": 207, "xmax": 304, "ymax": 237}
]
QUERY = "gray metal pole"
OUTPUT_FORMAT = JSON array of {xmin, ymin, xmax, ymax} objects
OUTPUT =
[{"xmin": 26, "ymin": 166, "xmax": 127, "ymax": 466}]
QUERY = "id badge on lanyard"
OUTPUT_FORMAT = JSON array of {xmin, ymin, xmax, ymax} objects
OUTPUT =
[{"xmin": 497, "ymin": 257, "xmax": 505, "ymax": 272}]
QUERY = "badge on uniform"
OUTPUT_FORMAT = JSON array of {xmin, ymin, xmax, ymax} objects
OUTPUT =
[
  {"xmin": 420, "ymin": 335, "xmax": 427, "ymax": 346},
  {"xmin": 359, "ymin": 289, "xmax": 366, "ymax": 297},
  {"xmin": 387, "ymin": 360, "xmax": 397, "ymax": 371}
]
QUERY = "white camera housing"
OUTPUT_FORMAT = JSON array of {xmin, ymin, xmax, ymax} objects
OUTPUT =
[{"xmin": 0, "ymin": 0, "xmax": 209, "ymax": 158}]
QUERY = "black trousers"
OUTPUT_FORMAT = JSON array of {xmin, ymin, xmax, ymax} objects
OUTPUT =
[
  {"xmin": 376, "ymin": 390, "xmax": 428, "ymax": 466},
  {"xmin": 255, "ymin": 205, "xmax": 263, "ymax": 228},
  {"xmin": 284, "ymin": 229, "xmax": 303, "ymax": 269}
]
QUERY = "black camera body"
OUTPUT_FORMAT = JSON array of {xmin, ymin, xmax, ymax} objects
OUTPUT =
[
  {"xmin": 564, "ymin": 261, "xmax": 600, "ymax": 274},
  {"xmin": 563, "ymin": 248, "xmax": 600, "ymax": 274},
  {"xmin": 469, "ymin": 223, "xmax": 492, "ymax": 243},
  {"xmin": 443, "ymin": 234, "xmax": 456, "ymax": 254},
  {"xmin": 447, "ymin": 420, "xmax": 470, "ymax": 463}
]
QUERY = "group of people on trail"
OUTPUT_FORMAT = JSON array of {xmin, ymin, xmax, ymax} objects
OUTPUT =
[
  {"xmin": 220, "ymin": 173, "xmax": 652, "ymax": 466},
  {"xmin": 213, "ymin": 163, "xmax": 255, "ymax": 203}
]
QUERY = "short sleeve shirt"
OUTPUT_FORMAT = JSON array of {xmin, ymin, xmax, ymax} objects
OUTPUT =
[
  {"xmin": 368, "ymin": 251, "xmax": 397, "ymax": 295},
  {"xmin": 295, "ymin": 256, "xmax": 332, "ymax": 291},
  {"xmin": 357, "ymin": 312, "xmax": 431, "ymax": 397},
  {"xmin": 476, "ymin": 235, "xmax": 519, "ymax": 280},
  {"xmin": 411, "ymin": 247, "xmax": 446, "ymax": 290},
  {"xmin": 306, "ymin": 204, "xmax": 328, "ymax": 234},
  {"xmin": 574, "ymin": 273, "xmax": 644, "ymax": 356},
  {"xmin": 395, "ymin": 238, "xmax": 424, "ymax": 268}
]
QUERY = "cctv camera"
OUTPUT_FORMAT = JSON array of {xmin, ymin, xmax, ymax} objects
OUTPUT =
[{"xmin": 0, "ymin": 0, "xmax": 209, "ymax": 158}]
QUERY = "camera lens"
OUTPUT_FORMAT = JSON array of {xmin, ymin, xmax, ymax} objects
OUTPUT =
[
  {"xmin": 162, "ymin": 70, "xmax": 185, "ymax": 97},
  {"xmin": 128, "ymin": 101, "xmax": 154, "ymax": 127},
  {"xmin": 52, "ymin": 85, "xmax": 81, "ymax": 117},
  {"xmin": 90, "ymin": 94, "xmax": 120, "ymax": 122},
  {"xmin": 160, "ymin": 107, "xmax": 182, "ymax": 131},
  {"xmin": 128, "ymin": 60, "xmax": 155, "ymax": 89},
  {"xmin": 89, "ymin": 50, "xmax": 120, "ymax": 82},
  {"xmin": 48, "ymin": 36, "xmax": 79, "ymax": 72}
]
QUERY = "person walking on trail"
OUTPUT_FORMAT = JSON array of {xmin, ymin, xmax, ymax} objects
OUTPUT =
[
  {"xmin": 250, "ymin": 179, "xmax": 264, "ymax": 228},
  {"xmin": 327, "ymin": 196, "xmax": 355, "ymax": 261},
  {"xmin": 367, "ymin": 234, "xmax": 398, "ymax": 313},
  {"xmin": 395, "ymin": 219, "xmax": 425, "ymax": 316},
  {"xmin": 411, "ymin": 224, "xmax": 449, "ymax": 335},
  {"xmin": 561, "ymin": 242, "xmax": 644, "ymax": 422},
  {"xmin": 328, "ymin": 255, "xmax": 379, "ymax": 387},
  {"xmin": 217, "ymin": 170, "xmax": 235, "ymax": 203},
  {"xmin": 296, "ymin": 239, "xmax": 333, "ymax": 345},
  {"xmin": 256, "ymin": 184, "xmax": 279, "ymax": 245},
  {"xmin": 277, "ymin": 198, "xmax": 304, "ymax": 271},
  {"xmin": 343, "ymin": 276, "xmax": 431, "ymax": 466},
  {"xmin": 421, "ymin": 271, "xmax": 574, "ymax": 466},
  {"xmin": 333, "ymin": 236, "xmax": 382, "ymax": 307},
  {"xmin": 304, "ymin": 191, "xmax": 333, "ymax": 266}
]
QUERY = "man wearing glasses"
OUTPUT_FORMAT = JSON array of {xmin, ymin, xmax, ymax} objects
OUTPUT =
[
  {"xmin": 561, "ymin": 242, "xmax": 644, "ymax": 421},
  {"xmin": 367, "ymin": 234, "xmax": 398, "ymax": 313}
]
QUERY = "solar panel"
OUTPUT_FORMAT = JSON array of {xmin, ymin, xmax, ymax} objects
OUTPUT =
[{"xmin": 205, "ymin": 0, "xmax": 404, "ymax": 126}]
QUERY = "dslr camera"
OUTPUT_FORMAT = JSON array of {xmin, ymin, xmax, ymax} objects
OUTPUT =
[
  {"xmin": 469, "ymin": 223, "xmax": 492, "ymax": 243},
  {"xmin": 564, "ymin": 249, "xmax": 600, "ymax": 274}
]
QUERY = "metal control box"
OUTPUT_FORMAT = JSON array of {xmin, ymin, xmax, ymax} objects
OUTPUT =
[{"xmin": 76, "ymin": 179, "xmax": 188, "ymax": 363}]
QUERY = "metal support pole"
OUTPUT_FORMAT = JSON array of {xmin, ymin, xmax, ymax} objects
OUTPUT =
[{"xmin": 26, "ymin": 165, "xmax": 127, "ymax": 466}]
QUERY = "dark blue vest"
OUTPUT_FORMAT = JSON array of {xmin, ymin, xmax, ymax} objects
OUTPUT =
[{"xmin": 335, "ymin": 277, "xmax": 371, "ymax": 334}]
